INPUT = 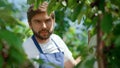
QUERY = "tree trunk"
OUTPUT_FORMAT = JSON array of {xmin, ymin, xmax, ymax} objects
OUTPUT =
[{"xmin": 96, "ymin": 14, "xmax": 106, "ymax": 68}]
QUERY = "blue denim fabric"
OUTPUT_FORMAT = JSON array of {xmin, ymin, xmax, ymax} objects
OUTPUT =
[
  {"xmin": 39, "ymin": 52, "xmax": 64, "ymax": 68},
  {"xmin": 32, "ymin": 35, "xmax": 64, "ymax": 68}
]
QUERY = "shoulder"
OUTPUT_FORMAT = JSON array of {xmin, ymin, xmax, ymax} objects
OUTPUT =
[
  {"xmin": 50, "ymin": 34, "xmax": 62, "ymax": 41},
  {"xmin": 51, "ymin": 35, "xmax": 73, "ymax": 62},
  {"xmin": 50, "ymin": 34, "xmax": 66, "ymax": 51},
  {"xmin": 22, "ymin": 36, "xmax": 39, "ymax": 59},
  {"xmin": 22, "ymin": 36, "xmax": 34, "ymax": 50},
  {"xmin": 23, "ymin": 37, "xmax": 33, "ymax": 46},
  {"xmin": 51, "ymin": 34, "xmax": 60, "ymax": 38},
  {"xmin": 50, "ymin": 34, "xmax": 65, "ymax": 45}
]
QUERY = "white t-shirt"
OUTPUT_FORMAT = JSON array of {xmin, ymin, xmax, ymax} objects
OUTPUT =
[{"xmin": 22, "ymin": 34, "xmax": 74, "ymax": 68}]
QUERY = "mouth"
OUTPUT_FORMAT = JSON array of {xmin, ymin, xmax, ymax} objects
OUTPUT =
[{"xmin": 39, "ymin": 30, "xmax": 49, "ymax": 35}]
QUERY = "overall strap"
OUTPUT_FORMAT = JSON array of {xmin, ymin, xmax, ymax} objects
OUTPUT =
[
  {"xmin": 32, "ymin": 35, "xmax": 44, "ymax": 53},
  {"xmin": 51, "ymin": 38, "xmax": 61, "ymax": 52}
]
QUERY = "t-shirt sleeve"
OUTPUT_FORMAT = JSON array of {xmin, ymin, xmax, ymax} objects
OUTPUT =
[
  {"xmin": 22, "ymin": 38, "xmax": 40, "ymax": 68},
  {"xmin": 59, "ymin": 38, "xmax": 73, "ymax": 62},
  {"xmin": 22, "ymin": 38, "xmax": 39, "ymax": 59}
]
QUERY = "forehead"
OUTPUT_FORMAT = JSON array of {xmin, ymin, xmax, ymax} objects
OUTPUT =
[{"xmin": 32, "ymin": 12, "xmax": 51, "ymax": 20}]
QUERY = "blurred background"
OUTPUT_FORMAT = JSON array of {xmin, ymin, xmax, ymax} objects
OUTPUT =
[{"xmin": 0, "ymin": 0, "xmax": 120, "ymax": 68}]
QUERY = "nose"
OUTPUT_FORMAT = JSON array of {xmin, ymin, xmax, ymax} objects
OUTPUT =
[{"xmin": 42, "ymin": 22, "xmax": 47, "ymax": 28}]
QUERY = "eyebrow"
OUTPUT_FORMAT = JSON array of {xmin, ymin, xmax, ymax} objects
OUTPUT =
[
  {"xmin": 33, "ymin": 19, "xmax": 41, "ymax": 22},
  {"xmin": 46, "ymin": 18, "xmax": 51, "ymax": 21}
]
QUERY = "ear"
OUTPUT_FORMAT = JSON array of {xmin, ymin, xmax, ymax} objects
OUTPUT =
[
  {"xmin": 53, "ymin": 18, "xmax": 55, "ymax": 24},
  {"xmin": 28, "ymin": 22, "xmax": 32, "ymax": 29}
]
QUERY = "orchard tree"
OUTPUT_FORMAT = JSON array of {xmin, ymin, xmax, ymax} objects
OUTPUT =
[
  {"xmin": 27, "ymin": 0, "xmax": 120, "ymax": 68},
  {"xmin": 1, "ymin": 0, "xmax": 120, "ymax": 68}
]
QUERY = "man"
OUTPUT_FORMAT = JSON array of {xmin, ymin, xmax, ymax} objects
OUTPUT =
[{"xmin": 23, "ymin": 2, "xmax": 80, "ymax": 68}]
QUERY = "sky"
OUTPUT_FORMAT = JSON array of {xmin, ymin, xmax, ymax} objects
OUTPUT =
[
  {"xmin": 8, "ymin": 0, "xmax": 29, "ymax": 26},
  {"xmin": 8, "ymin": 0, "xmax": 27, "ymax": 9}
]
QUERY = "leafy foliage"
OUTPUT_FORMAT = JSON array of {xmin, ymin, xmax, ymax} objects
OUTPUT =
[
  {"xmin": 31, "ymin": 0, "xmax": 120, "ymax": 68},
  {"xmin": 1, "ymin": 0, "xmax": 120, "ymax": 68},
  {"xmin": 0, "ymin": 0, "xmax": 32, "ymax": 68}
]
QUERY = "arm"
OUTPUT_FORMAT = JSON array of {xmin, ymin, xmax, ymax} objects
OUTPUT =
[
  {"xmin": 52, "ymin": 34, "xmax": 81, "ymax": 68},
  {"xmin": 64, "ymin": 56, "xmax": 81, "ymax": 68},
  {"xmin": 64, "ymin": 59, "xmax": 75, "ymax": 68}
]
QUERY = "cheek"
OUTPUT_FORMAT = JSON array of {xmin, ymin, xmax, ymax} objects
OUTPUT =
[
  {"xmin": 49, "ymin": 23, "xmax": 54, "ymax": 31},
  {"xmin": 30, "ymin": 25, "xmax": 40, "ymax": 32}
]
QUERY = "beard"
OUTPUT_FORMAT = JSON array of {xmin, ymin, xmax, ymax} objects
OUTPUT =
[{"xmin": 32, "ymin": 29, "xmax": 53, "ymax": 40}]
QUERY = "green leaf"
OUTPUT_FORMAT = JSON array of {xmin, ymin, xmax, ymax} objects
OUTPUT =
[
  {"xmin": 115, "ymin": 36, "xmax": 120, "ymax": 47},
  {"xmin": 98, "ymin": 0, "xmax": 105, "ymax": 12},
  {"xmin": 0, "ymin": 13, "xmax": 19, "ymax": 29},
  {"xmin": 113, "ymin": 23, "xmax": 120, "ymax": 36},
  {"xmin": 27, "ymin": 0, "xmax": 35, "ymax": 4},
  {"xmin": 111, "ymin": 0, "xmax": 120, "ymax": 9},
  {"xmin": 0, "ymin": 55, "xmax": 4, "ymax": 68},
  {"xmin": 9, "ymin": 48, "xmax": 26, "ymax": 64},
  {"xmin": 84, "ymin": 18, "xmax": 92, "ymax": 29},
  {"xmin": 32, "ymin": 58, "xmax": 44, "ymax": 64},
  {"xmin": 71, "ymin": 2, "xmax": 84, "ymax": 22},
  {"xmin": 47, "ymin": 0, "xmax": 59, "ymax": 15},
  {"xmin": 0, "ymin": 42, "xmax": 3, "ymax": 68},
  {"xmin": 76, "ymin": 54, "xmax": 96, "ymax": 68},
  {"xmin": 0, "ymin": 30, "xmax": 27, "ymax": 66},
  {"xmin": 101, "ymin": 13, "xmax": 113, "ymax": 33},
  {"xmin": 67, "ymin": 0, "xmax": 77, "ymax": 9},
  {"xmin": 33, "ymin": 0, "xmax": 44, "ymax": 10},
  {"xmin": 0, "ymin": 30, "xmax": 22, "ymax": 46},
  {"xmin": 0, "ymin": 42, "xmax": 2, "ymax": 51}
]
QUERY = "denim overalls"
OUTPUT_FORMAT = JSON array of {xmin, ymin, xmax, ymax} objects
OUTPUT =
[{"xmin": 32, "ymin": 35, "xmax": 64, "ymax": 68}]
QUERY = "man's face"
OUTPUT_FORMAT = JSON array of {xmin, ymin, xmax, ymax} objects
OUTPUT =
[{"xmin": 30, "ymin": 12, "xmax": 54, "ymax": 40}]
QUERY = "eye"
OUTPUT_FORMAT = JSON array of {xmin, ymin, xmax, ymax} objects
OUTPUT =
[
  {"xmin": 45, "ymin": 19, "xmax": 52, "ymax": 24},
  {"xmin": 34, "ymin": 20, "xmax": 41, "ymax": 24}
]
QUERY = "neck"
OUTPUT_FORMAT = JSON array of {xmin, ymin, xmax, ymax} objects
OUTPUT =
[{"xmin": 35, "ymin": 36, "xmax": 49, "ymax": 44}]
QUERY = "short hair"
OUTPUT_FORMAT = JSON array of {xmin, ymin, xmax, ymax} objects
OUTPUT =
[{"xmin": 27, "ymin": 2, "xmax": 55, "ymax": 23}]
